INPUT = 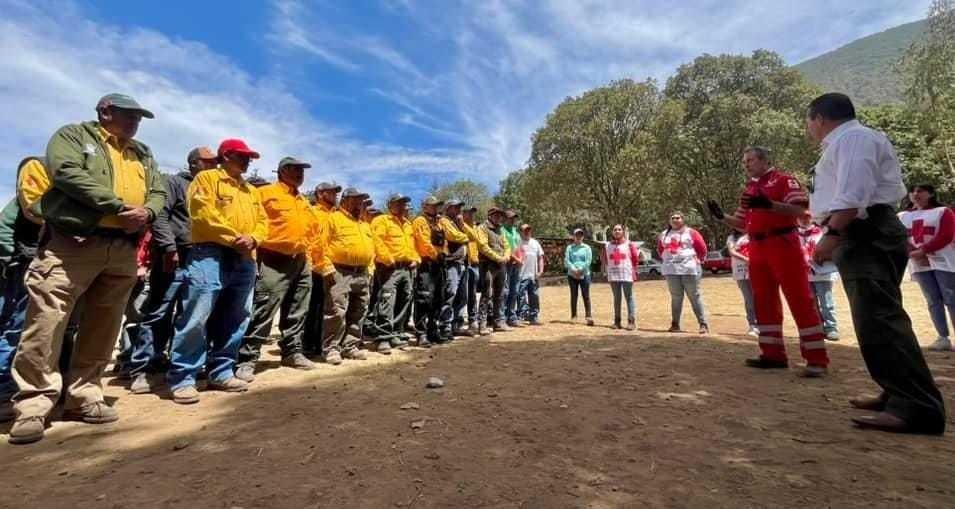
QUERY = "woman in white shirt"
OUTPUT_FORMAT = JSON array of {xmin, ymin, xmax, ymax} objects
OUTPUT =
[
  {"xmin": 656, "ymin": 212, "xmax": 709, "ymax": 334},
  {"xmin": 898, "ymin": 184, "xmax": 955, "ymax": 351},
  {"xmin": 600, "ymin": 224, "xmax": 640, "ymax": 330},
  {"xmin": 726, "ymin": 230, "xmax": 758, "ymax": 337}
]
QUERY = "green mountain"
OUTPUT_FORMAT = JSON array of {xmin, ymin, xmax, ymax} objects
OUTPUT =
[{"xmin": 794, "ymin": 19, "xmax": 926, "ymax": 105}]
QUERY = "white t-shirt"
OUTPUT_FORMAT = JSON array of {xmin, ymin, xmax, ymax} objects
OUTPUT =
[
  {"xmin": 518, "ymin": 238, "xmax": 543, "ymax": 280},
  {"xmin": 726, "ymin": 234, "xmax": 750, "ymax": 281}
]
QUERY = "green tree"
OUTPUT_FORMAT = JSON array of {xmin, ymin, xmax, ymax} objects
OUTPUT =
[{"xmin": 661, "ymin": 50, "xmax": 820, "ymax": 244}]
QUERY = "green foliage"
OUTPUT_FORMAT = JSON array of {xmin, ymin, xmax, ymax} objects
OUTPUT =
[{"xmin": 795, "ymin": 20, "xmax": 927, "ymax": 105}]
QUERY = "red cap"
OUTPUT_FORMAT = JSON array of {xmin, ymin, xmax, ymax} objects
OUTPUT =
[{"xmin": 217, "ymin": 138, "xmax": 260, "ymax": 159}]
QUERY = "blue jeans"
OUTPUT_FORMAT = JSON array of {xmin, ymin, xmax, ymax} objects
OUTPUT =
[
  {"xmin": 736, "ymin": 279, "xmax": 757, "ymax": 327},
  {"xmin": 503, "ymin": 263, "xmax": 521, "ymax": 323},
  {"xmin": 129, "ymin": 260, "xmax": 187, "ymax": 376},
  {"xmin": 0, "ymin": 260, "xmax": 29, "ymax": 400},
  {"xmin": 517, "ymin": 277, "xmax": 541, "ymax": 321},
  {"xmin": 810, "ymin": 280, "xmax": 838, "ymax": 333},
  {"xmin": 665, "ymin": 274, "xmax": 707, "ymax": 326},
  {"xmin": 610, "ymin": 281, "xmax": 635, "ymax": 324},
  {"xmin": 913, "ymin": 270, "xmax": 955, "ymax": 338},
  {"xmin": 440, "ymin": 262, "xmax": 464, "ymax": 336},
  {"xmin": 167, "ymin": 244, "xmax": 256, "ymax": 391},
  {"xmin": 568, "ymin": 275, "xmax": 592, "ymax": 319},
  {"xmin": 466, "ymin": 264, "xmax": 479, "ymax": 325}
]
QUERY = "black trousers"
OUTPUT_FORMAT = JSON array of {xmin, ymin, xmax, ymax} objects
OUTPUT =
[
  {"xmin": 834, "ymin": 205, "xmax": 946, "ymax": 433},
  {"xmin": 304, "ymin": 273, "xmax": 324, "ymax": 354},
  {"xmin": 414, "ymin": 261, "xmax": 444, "ymax": 341}
]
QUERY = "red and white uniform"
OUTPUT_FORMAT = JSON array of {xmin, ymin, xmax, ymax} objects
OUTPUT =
[
  {"xmin": 657, "ymin": 227, "xmax": 707, "ymax": 276},
  {"xmin": 898, "ymin": 207, "xmax": 955, "ymax": 274},
  {"xmin": 726, "ymin": 233, "xmax": 750, "ymax": 281},
  {"xmin": 603, "ymin": 240, "xmax": 640, "ymax": 282},
  {"xmin": 797, "ymin": 224, "xmax": 838, "ymax": 282},
  {"xmin": 735, "ymin": 168, "xmax": 828, "ymax": 367}
]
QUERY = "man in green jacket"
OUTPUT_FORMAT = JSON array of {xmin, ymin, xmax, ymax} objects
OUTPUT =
[{"xmin": 8, "ymin": 93, "xmax": 166, "ymax": 445}]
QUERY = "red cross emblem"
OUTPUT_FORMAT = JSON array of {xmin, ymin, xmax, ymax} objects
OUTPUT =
[
  {"xmin": 609, "ymin": 248, "xmax": 628, "ymax": 265},
  {"xmin": 911, "ymin": 219, "xmax": 936, "ymax": 244},
  {"xmin": 666, "ymin": 237, "xmax": 681, "ymax": 254}
]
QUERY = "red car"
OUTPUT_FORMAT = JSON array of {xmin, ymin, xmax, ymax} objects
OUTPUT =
[{"xmin": 702, "ymin": 252, "xmax": 732, "ymax": 274}]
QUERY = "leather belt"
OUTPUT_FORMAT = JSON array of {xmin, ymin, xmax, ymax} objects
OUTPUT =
[
  {"xmin": 750, "ymin": 227, "xmax": 797, "ymax": 241},
  {"xmin": 334, "ymin": 263, "xmax": 367, "ymax": 274}
]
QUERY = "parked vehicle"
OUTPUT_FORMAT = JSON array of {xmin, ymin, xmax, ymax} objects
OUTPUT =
[
  {"xmin": 702, "ymin": 252, "xmax": 732, "ymax": 274},
  {"xmin": 637, "ymin": 259, "xmax": 662, "ymax": 276}
]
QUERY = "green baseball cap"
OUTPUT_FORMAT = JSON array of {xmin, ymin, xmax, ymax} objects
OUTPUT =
[
  {"xmin": 277, "ymin": 156, "xmax": 311, "ymax": 170},
  {"xmin": 422, "ymin": 195, "xmax": 444, "ymax": 206},
  {"xmin": 96, "ymin": 93, "xmax": 154, "ymax": 119}
]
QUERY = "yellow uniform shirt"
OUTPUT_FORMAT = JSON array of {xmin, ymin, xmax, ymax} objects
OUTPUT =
[
  {"xmin": 461, "ymin": 222, "xmax": 480, "ymax": 265},
  {"xmin": 318, "ymin": 209, "xmax": 375, "ymax": 276},
  {"xmin": 475, "ymin": 224, "xmax": 510, "ymax": 264},
  {"xmin": 188, "ymin": 168, "xmax": 268, "ymax": 250},
  {"xmin": 17, "ymin": 159, "xmax": 51, "ymax": 224},
  {"xmin": 412, "ymin": 215, "xmax": 441, "ymax": 262},
  {"xmin": 97, "ymin": 126, "xmax": 147, "ymax": 229},
  {"xmin": 257, "ymin": 181, "xmax": 319, "ymax": 256},
  {"xmin": 371, "ymin": 214, "xmax": 420, "ymax": 267}
]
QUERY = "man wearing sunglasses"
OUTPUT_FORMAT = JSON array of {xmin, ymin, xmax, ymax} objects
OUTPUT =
[{"xmin": 165, "ymin": 139, "xmax": 267, "ymax": 405}]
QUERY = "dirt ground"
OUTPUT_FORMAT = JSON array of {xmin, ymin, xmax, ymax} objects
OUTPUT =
[{"xmin": 3, "ymin": 276, "xmax": 955, "ymax": 509}]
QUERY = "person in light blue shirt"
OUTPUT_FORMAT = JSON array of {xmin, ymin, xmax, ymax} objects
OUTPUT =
[{"xmin": 564, "ymin": 228, "xmax": 594, "ymax": 326}]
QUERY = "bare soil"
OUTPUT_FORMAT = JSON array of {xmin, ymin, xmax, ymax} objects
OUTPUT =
[{"xmin": 3, "ymin": 276, "xmax": 955, "ymax": 509}]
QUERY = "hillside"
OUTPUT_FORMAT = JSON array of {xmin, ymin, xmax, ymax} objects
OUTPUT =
[{"xmin": 795, "ymin": 19, "xmax": 926, "ymax": 105}]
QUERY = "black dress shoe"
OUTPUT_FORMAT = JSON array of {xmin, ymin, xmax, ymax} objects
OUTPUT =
[{"xmin": 744, "ymin": 357, "xmax": 789, "ymax": 369}]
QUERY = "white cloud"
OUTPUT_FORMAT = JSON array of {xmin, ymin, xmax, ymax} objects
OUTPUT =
[{"xmin": 0, "ymin": 0, "xmax": 477, "ymax": 202}]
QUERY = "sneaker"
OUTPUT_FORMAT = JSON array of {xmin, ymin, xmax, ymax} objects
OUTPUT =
[
  {"xmin": 208, "ymin": 377, "xmax": 249, "ymax": 393},
  {"xmin": 234, "ymin": 364, "xmax": 256, "ymax": 383},
  {"xmin": 129, "ymin": 373, "xmax": 152, "ymax": 394},
  {"xmin": 747, "ymin": 326, "xmax": 759, "ymax": 338},
  {"xmin": 324, "ymin": 350, "xmax": 343, "ymax": 365},
  {"xmin": 343, "ymin": 348, "xmax": 368, "ymax": 360},
  {"xmin": 390, "ymin": 337, "xmax": 409, "ymax": 348},
  {"xmin": 611, "ymin": 323, "xmax": 622, "ymax": 330},
  {"xmin": 668, "ymin": 323, "xmax": 681, "ymax": 333},
  {"xmin": 744, "ymin": 357, "xmax": 789, "ymax": 369},
  {"xmin": 0, "ymin": 401, "xmax": 14, "ymax": 423},
  {"xmin": 927, "ymin": 336, "xmax": 952, "ymax": 351},
  {"xmin": 64, "ymin": 401, "xmax": 119, "ymax": 424},
  {"xmin": 585, "ymin": 317, "xmax": 594, "ymax": 327},
  {"xmin": 825, "ymin": 330, "xmax": 840, "ymax": 341},
  {"xmin": 507, "ymin": 321, "xmax": 523, "ymax": 328},
  {"xmin": 493, "ymin": 322, "xmax": 510, "ymax": 333},
  {"xmin": 172, "ymin": 385, "xmax": 200, "ymax": 405},
  {"xmin": 529, "ymin": 318, "xmax": 543, "ymax": 326},
  {"xmin": 377, "ymin": 340, "xmax": 392, "ymax": 354},
  {"xmin": 699, "ymin": 324, "xmax": 709, "ymax": 335},
  {"xmin": 455, "ymin": 328, "xmax": 475, "ymax": 338},
  {"xmin": 626, "ymin": 321, "xmax": 636, "ymax": 331},
  {"xmin": 800, "ymin": 365, "xmax": 828, "ymax": 378},
  {"xmin": 417, "ymin": 338, "xmax": 434, "ymax": 348},
  {"xmin": 281, "ymin": 353, "xmax": 316, "ymax": 370},
  {"xmin": 8, "ymin": 416, "xmax": 45, "ymax": 444}
]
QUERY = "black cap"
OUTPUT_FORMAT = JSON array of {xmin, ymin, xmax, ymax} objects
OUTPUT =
[
  {"xmin": 315, "ymin": 182, "xmax": 341, "ymax": 192},
  {"xmin": 387, "ymin": 193, "xmax": 411, "ymax": 205},
  {"xmin": 277, "ymin": 156, "xmax": 311, "ymax": 170},
  {"xmin": 341, "ymin": 187, "xmax": 369, "ymax": 199}
]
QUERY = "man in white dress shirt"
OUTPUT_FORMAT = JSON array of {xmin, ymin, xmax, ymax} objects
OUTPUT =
[{"xmin": 807, "ymin": 92, "xmax": 945, "ymax": 434}]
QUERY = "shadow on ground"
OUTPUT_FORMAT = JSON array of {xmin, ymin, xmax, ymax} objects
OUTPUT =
[{"xmin": 3, "ymin": 330, "xmax": 955, "ymax": 509}]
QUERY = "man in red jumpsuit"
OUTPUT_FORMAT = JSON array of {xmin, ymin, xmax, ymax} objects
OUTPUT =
[{"xmin": 707, "ymin": 146, "xmax": 829, "ymax": 377}]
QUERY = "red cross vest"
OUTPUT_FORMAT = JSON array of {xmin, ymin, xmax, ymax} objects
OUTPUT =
[
  {"xmin": 604, "ymin": 240, "xmax": 636, "ymax": 282},
  {"xmin": 899, "ymin": 207, "xmax": 955, "ymax": 273}
]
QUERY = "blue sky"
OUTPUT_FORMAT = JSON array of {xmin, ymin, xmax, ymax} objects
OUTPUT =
[{"xmin": 0, "ymin": 0, "xmax": 929, "ymax": 205}]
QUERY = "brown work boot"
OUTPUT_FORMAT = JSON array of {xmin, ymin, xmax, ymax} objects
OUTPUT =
[
  {"xmin": 172, "ymin": 385, "xmax": 200, "ymax": 405},
  {"xmin": 234, "ymin": 364, "xmax": 256, "ymax": 382},
  {"xmin": 64, "ymin": 401, "xmax": 119, "ymax": 424},
  {"xmin": 8, "ymin": 416, "xmax": 46, "ymax": 445},
  {"xmin": 377, "ymin": 340, "xmax": 392, "ymax": 354},
  {"xmin": 668, "ymin": 323, "xmax": 681, "ymax": 333},
  {"xmin": 281, "ymin": 353, "xmax": 316, "ymax": 370},
  {"xmin": 208, "ymin": 377, "xmax": 249, "ymax": 393}
]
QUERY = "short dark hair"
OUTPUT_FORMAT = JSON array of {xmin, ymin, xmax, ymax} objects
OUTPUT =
[
  {"xmin": 911, "ymin": 183, "xmax": 943, "ymax": 208},
  {"xmin": 807, "ymin": 93, "xmax": 856, "ymax": 122}
]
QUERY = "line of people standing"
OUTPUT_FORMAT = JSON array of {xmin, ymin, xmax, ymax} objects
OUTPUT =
[{"xmin": 0, "ymin": 93, "xmax": 546, "ymax": 445}]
